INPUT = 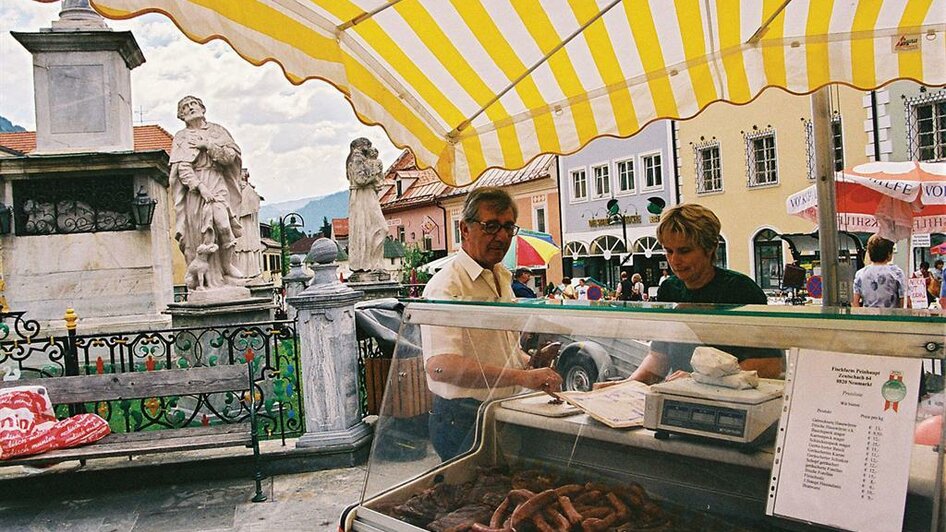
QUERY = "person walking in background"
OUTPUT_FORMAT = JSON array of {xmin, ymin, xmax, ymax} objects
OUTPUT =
[
  {"xmin": 914, "ymin": 261, "xmax": 933, "ymax": 306},
  {"xmin": 575, "ymin": 278, "xmax": 589, "ymax": 300},
  {"xmin": 560, "ymin": 277, "xmax": 577, "ymax": 299},
  {"xmin": 929, "ymin": 259, "xmax": 943, "ymax": 303},
  {"xmin": 615, "ymin": 271, "xmax": 633, "ymax": 301},
  {"xmin": 853, "ymin": 235, "xmax": 907, "ymax": 309},
  {"xmin": 658, "ymin": 268, "xmax": 671, "ymax": 286},
  {"xmin": 511, "ymin": 267, "xmax": 537, "ymax": 298},
  {"xmin": 630, "ymin": 273, "xmax": 645, "ymax": 301}
]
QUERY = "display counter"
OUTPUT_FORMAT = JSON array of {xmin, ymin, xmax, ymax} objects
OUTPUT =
[{"xmin": 342, "ymin": 299, "xmax": 946, "ymax": 532}]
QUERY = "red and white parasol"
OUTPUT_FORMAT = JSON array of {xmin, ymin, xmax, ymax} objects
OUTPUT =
[{"xmin": 787, "ymin": 161, "xmax": 946, "ymax": 241}]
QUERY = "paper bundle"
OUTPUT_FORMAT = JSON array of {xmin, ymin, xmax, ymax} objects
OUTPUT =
[{"xmin": 690, "ymin": 347, "xmax": 759, "ymax": 390}]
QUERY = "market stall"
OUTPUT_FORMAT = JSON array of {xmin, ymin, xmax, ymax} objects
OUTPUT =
[{"xmin": 343, "ymin": 299, "xmax": 945, "ymax": 531}]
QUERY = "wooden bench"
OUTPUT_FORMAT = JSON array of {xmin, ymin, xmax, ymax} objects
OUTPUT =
[{"xmin": 0, "ymin": 364, "xmax": 266, "ymax": 502}]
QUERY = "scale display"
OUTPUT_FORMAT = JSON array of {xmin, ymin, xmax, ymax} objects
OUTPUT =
[{"xmin": 661, "ymin": 400, "xmax": 748, "ymax": 437}]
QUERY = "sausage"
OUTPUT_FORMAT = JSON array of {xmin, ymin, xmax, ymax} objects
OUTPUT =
[
  {"xmin": 489, "ymin": 496, "xmax": 511, "ymax": 529},
  {"xmin": 553, "ymin": 483, "xmax": 584, "ymax": 497},
  {"xmin": 509, "ymin": 489, "xmax": 558, "ymax": 529},
  {"xmin": 606, "ymin": 492, "xmax": 630, "ymax": 519},
  {"xmin": 544, "ymin": 507, "xmax": 571, "ymax": 531},
  {"xmin": 557, "ymin": 495, "xmax": 583, "ymax": 525},
  {"xmin": 574, "ymin": 490, "xmax": 602, "ymax": 505},
  {"xmin": 507, "ymin": 489, "xmax": 536, "ymax": 504},
  {"xmin": 470, "ymin": 524, "xmax": 509, "ymax": 532},
  {"xmin": 531, "ymin": 513, "xmax": 555, "ymax": 532},
  {"xmin": 581, "ymin": 507, "xmax": 612, "ymax": 519},
  {"xmin": 581, "ymin": 513, "xmax": 619, "ymax": 532}
]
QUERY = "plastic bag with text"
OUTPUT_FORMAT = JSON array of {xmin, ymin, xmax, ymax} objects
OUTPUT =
[{"xmin": 0, "ymin": 385, "xmax": 110, "ymax": 460}]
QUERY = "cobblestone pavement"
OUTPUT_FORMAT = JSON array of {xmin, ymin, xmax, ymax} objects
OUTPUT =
[{"xmin": 0, "ymin": 465, "xmax": 367, "ymax": 532}]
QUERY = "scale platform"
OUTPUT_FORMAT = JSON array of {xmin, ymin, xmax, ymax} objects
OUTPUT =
[{"xmin": 644, "ymin": 378, "xmax": 784, "ymax": 448}]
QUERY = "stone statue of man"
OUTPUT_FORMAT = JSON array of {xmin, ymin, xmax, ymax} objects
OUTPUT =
[
  {"xmin": 169, "ymin": 95, "xmax": 249, "ymax": 300},
  {"xmin": 346, "ymin": 138, "xmax": 388, "ymax": 278},
  {"xmin": 235, "ymin": 168, "xmax": 263, "ymax": 281}
]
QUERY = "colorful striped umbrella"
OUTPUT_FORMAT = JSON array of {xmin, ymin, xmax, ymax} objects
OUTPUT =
[
  {"xmin": 502, "ymin": 229, "xmax": 560, "ymax": 270},
  {"xmin": 86, "ymin": 0, "xmax": 945, "ymax": 187}
]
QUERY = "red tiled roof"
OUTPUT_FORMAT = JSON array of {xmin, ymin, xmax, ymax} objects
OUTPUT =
[
  {"xmin": 289, "ymin": 235, "xmax": 318, "ymax": 254},
  {"xmin": 332, "ymin": 218, "xmax": 349, "ymax": 238},
  {"xmin": 441, "ymin": 154, "xmax": 557, "ymax": 198},
  {"xmin": 0, "ymin": 125, "xmax": 173, "ymax": 155}
]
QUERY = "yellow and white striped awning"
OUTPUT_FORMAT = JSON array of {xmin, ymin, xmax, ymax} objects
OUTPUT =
[{"xmin": 91, "ymin": 0, "xmax": 945, "ymax": 186}]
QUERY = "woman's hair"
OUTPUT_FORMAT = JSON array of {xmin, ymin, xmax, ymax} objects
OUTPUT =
[
  {"xmin": 620, "ymin": 271, "xmax": 628, "ymax": 279},
  {"xmin": 462, "ymin": 187, "xmax": 518, "ymax": 222},
  {"xmin": 631, "ymin": 273, "xmax": 642, "ymax": 283},
  {"xmin": 866, "ymin": 234, "xmax": 895, "ymax": 263},
  {"xmin": 656, "ymin": 203, "xmax": 721, "ymax": 258}
]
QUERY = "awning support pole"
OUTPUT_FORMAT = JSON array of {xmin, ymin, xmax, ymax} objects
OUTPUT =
[{"xmin": 811, "ymin": 87, "xmax": 840, "ymax": 306}]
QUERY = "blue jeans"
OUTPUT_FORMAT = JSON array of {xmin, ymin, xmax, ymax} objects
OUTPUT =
[{"xmin": 429, "ymin": 396, "xmax": 481, "ymax": 461}]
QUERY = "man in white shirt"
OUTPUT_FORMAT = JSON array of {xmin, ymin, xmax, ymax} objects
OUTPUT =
[
  {"xmin": 575, "ymin": 278, "xmax": 589, "ymax": 300},
  {"xmin": 422, "ymin": 187, "xmax": 562, "ymax": 460}
]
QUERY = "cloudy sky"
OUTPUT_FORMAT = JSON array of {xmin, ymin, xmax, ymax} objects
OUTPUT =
[{"xmin": 0, "ymin": 1, "xmax": 399, "ymax": 205}]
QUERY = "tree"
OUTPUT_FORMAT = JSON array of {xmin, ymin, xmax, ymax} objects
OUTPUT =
[
  {"xmin": 401, "ymin": 244, "xmax": 433, "ymax": 285},
  {"xmin": 320, "ymin": 216, "xmax": 332, "ymax": 239}
]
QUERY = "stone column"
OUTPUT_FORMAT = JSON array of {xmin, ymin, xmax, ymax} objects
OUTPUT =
[
  {"xmin": 282, "ymin": 255, "xmax": 312, "ymax": 302},
  {"xmin": 288, "ymin": 239, "xmax": 371, "ymax": 456}
]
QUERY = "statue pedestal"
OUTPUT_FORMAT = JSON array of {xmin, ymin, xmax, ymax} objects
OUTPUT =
[
  {"xmin": 246, "ymin": 281, "xmax": 276, "ymax": 302},
  {"xmin": 286, "ymin": 262, "xmax": 372, "ymax": 462},
  {"xmin": 347, "ymin": 280, "xmax": 402, "ymax": 301},
  {"xmin": 166, "ymin": 297, "xmax": 274, "ymax": 329}
]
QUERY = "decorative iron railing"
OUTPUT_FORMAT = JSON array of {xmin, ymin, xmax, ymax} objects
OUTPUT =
[
  {"xmin": 0, "ymin": 311, "xmax": 304, "ymax": 443},
  {"xmin": 356, "ymin": 336, "xmax": 388, "ymax": 417}
]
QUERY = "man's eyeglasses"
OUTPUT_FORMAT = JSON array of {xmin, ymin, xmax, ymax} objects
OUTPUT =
[{"xmin": 471, "ymin": 220, "xmax": 520, "ymax": 236}]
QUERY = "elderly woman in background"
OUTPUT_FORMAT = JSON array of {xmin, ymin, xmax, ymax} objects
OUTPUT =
[{"xmin": 853, "ymin": 235, "xmax": 907, "ymax": 309}]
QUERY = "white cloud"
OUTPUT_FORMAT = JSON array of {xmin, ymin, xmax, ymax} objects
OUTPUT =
[{"xmin": 0, "ymin": 3, "xmax": 401, "ymax": 204}]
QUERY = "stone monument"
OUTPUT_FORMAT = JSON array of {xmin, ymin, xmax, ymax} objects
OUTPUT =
[
  {"xmin": 165, "ymin": 96, "xmax": 272, "ymax": 327},
  {"xmin": 287, "ymin": 237, "xmax": 371, "ymax": 462},
  {"xmin": 345, "ymin": 138, "xmax": 399, "ymax": 299}
]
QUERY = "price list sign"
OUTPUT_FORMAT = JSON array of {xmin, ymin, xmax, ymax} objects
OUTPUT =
[{"xmin": 767, "ymin": 349, "xmax": 921, "ymax": 531}]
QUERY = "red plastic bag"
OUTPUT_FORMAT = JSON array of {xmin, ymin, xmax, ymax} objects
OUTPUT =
[{"xmin": 0, "ymin": 385, "xmax": 110, "ymax": 460}]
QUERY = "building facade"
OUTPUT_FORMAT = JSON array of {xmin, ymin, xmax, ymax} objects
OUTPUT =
[{"xmin": 558, "ymin": 121, "xmax": 677, "ymax": 290}]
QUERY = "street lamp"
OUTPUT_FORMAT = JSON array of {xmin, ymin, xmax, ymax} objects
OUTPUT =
[
  {"xmin": 606, "ymin": 199, "xmax": 628, "ymax": 266},
  {"xmin": 130, "ymin": 187, "xmax": 157, "ymax": 227},
  {"xmin": 279, "ymin": 212, "xmax": 305, "ymax": 277}
]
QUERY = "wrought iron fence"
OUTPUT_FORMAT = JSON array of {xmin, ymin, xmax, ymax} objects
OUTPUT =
[
  {"xmin": 0, "ymin": 311, "xmax": 303, "ymax": 444},
  {"xmin": 356, "ymin": 336, "xmax": 388, "ymax": 417}
]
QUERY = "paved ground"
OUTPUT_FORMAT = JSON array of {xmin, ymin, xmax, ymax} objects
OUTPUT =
[{"xmin": 0, "ymin": 463, "xmax": 366, "ymax": 532}]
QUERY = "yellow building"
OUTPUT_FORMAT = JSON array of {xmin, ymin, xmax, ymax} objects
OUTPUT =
[{"xmin": 675, "ymin": 86, "xmax": 871, "ymax": 291}]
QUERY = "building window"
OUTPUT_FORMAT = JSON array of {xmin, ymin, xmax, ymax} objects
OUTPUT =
[
  {"xmin": 753, "ymin": 229, "xmax": 782, "ymax": 290},
  {"xmin": 395, "ymin": 179, "xmax": 403, "ymax": 197},
  {"xmin": 534, "ymin": 206, "xmax": 547, "ymax": 234},
  {"xmin": 642, "ymin": 153, "xmax": 662, "ymax": 190},
  {"xmin": 804, "ymin": 116, "xmax": 845, "ymax": 180},
  {"xmin": 423, "ymin": 234, "xmax": 433, "ymax": 251},
  {"xmin": 745, "ymin": 129, "xmax": 778, "ymax": 187},
  {"xmin": 831, "ymin": 117, "xmax": 844, "ymax": 171},
  {"xmin": 695, "ymin": 142, "xmax": 722, "ymax": 194},
  {"xmin": 906, "ymin": 91, "xmax": 946, "ymax": 162},
  {"xmin": 592, "ymin": 163, "xmax": 610, "ymax": 198},
  {"xmin": 13, "ymin": 176, "xmax": 136, "ymax": 236},
  {"xmin": 714, "ymin": 236, "xmax": 728, "ymax": 269},
  {"xmin": 397, "ymin": 225, "xmax": 405, "ymax": 243},
  {"xmin": 452, "ymin": 218, "xmax": 461, "ymax": 245},
  {"xmin": 616, "ymin": 159, "xmax": 635, "ymax": 194},
  {"xmin": 570, "ymin": 169, "xmax": 587, "ymax": 201}
]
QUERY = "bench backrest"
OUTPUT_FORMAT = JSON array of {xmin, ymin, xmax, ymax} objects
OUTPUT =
[{"xmin": 0, "ymin": 365, "xmax": 250, "ymax": 404}]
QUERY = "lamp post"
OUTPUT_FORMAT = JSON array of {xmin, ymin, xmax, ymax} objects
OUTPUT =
[
  {"xmin": 279, "ymin": 212, "xmax": 305, "ymax": 277},
  {"xmin": 606, "ymin": 199, "xmax": 628, "ymax": 266},
  {"xmin": 130, "ymin": 187, "xmax": 157, "ymax": 228}
]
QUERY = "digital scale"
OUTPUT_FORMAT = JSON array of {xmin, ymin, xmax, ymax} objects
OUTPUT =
[{"xmin": 643, "ymin": 378, "xmax": 784, "ymax": 448}]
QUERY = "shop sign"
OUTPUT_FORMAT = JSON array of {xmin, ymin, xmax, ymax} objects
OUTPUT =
[
  {"xmin": 588, "ymin": 214, "xmax": 641, "ymax": 227},
  {"xmin": 911, "ymin": 233, "xmax": 931, "ymax": 247},
  {"xmin": 386, "ymin": 218, "xmax": 401, "ymax": 226}
]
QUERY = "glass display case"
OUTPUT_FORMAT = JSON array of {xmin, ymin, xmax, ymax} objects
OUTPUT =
[{"xmin": 342, "ymin": 299, "xmax": 945, "ymax": 532}]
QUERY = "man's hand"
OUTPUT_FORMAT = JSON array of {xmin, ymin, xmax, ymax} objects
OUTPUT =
[
  {"xmin": 521, "ymin": 367, "xmax": 563, "ymax": 392},
  {"xmin": 530, "ymin": 341, "xmax": 561, "ymax": 368}
]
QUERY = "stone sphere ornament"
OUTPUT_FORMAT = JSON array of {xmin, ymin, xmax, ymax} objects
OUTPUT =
[{"xmin": 307, "ymin": 238, "xmax": 338, "ymax": 265}]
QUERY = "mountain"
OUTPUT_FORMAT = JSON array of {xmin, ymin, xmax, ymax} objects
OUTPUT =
[
  {"xmin": 259, "ymin": 190, "xmax": 349, "ymax": 233},
  {"xmin": 0, "ymin": 116, "xmax": 26, "ymax": 133}
]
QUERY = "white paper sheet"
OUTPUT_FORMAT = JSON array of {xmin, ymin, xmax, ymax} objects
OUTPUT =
[{"xmin": 767, "ymin": 348, "xmax": 921, "ymax": 531}]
